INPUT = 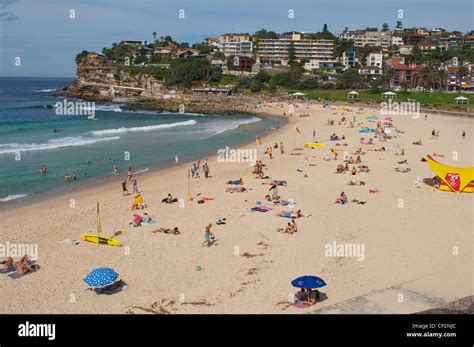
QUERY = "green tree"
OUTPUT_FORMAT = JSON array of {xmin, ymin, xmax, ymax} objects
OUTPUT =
[
  {"xmin": 152, "ymin": 32, "xmax": 157, "ymax": 42},
  {"xmin": 382, "ymin": 23, "xmax": 389, "ymax": 32},
  {"xmin": 457, "ymin": 65, "xmax": 469, "ymax": 92},
  {"xmin": 335, "ymin": 68, "xmax": 363, "ymax": 89},
  {"xmin": 334, "ymin": 38, "xmax": 354, "ymax": 58},
  {"xmin": 254, "ymin": 71, "xmax": 271, "ymax": 83},
  {"xmin": 288, "ymin": 41, "xmax": 296, "ymax": 65},
  {"xmin": 382, "ymin": 66, "xmax": 394, "ymax": 90}
]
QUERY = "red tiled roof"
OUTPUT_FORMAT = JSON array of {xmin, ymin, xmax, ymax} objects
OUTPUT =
[{"xmin": 447, "ymin": 67, "xmax": 458, "ymax": 73}]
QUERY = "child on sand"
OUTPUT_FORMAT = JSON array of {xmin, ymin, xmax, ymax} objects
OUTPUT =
[
  {"xmin": 335, "ymin": 192, "xmax": 348, "ymax": 204},
  {"xmin": 132, "ymin": 179, "xmax": 139, "ymax": 194},
  {"xmin": 122, "ymin": 180, "xmax": 129, "ymax": 196}
]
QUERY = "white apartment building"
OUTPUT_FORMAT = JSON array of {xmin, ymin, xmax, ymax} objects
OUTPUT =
[
  {"xmin": 354, "ymin": 31, "xmax": 391, "ymax": 51},
  {"xmin": 218, "ymin": 41, "xmax": 253, "ymax": 57},
  {"xmin": 391, "ymin": 36, "xmax": 404, "ymax": 46},
  {"xmin": 399, "ymin": 45, "xmax": 414, "ymax": 55},
  {"xmin": 257, "ymin": 32, "xmax": 334, "ymax": 64},
  {"xmin": 365, "ymin": 51, "xmax": 383, "ymax": 68}
]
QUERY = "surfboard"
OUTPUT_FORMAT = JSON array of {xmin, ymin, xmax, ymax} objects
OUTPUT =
[
  {"xmin": 303, "ymin": 143, "xmax": 325, "ymax": 148},
  {"xmin": 80, "ymin": 234, "xmax": 122, "ymax": 247}
]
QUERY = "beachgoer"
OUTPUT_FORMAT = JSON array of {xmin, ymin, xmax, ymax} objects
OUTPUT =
[
  {"xmin": 132, "ymin": 179, "xmax": 139, "ymax": 194},
  {"xmin": 122, "ymin": 181, "xmax": 129, "ymax": 196},
  {"xmin": 127, "ymin": 167, "xmax": 133, "ymax": 182},
  {"xmin": 153, "ymin": 227, "xmax": 180, "ymax": 235},
  {"xmin": 202, "ymin": 224, "xmax": 215, "ymax": 247},
  {"xmin": 142, "ymin": 213, "xmax": 151, "ymax": 223},
  {"xmin": 203, "ymin": 163, "xmax": 210, "ymax": 178},
  {"xmin": 65, "ymin": 174, "xmax": 70, "ymax": 183},
  {"xmin": 175, "ymin": 155, "xmax": 180, "ymax": 166},
  {"xmin": 280, "ymin": 142, "xmax": 284, "ymax": 154},
  {"xmin": 335, "ymin": 192, "xmax": 348, "ymax": 204},
  {"xmin": 113, "ymin": 164, "xmax": 118, "ymax": 175},
  {"xmin": 132, "ymin": 213, "xmax": 141, "ymax": 227}
]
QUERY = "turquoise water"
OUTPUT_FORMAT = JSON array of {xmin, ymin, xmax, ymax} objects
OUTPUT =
[{"xmin": 0, "ymin": 77, "xmax": 278, "ymax": 201}]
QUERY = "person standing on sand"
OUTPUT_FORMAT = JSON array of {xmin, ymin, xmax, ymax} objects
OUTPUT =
[
  {"xmin": 175, "ymin": 155, "xmax": 180, "ymax": 166},
  {"xmin": 269, "ymin": 147, "xmax": 273, "ymax": 160},
  {"xmin": 132, "ymin": 179, "xmax": 139, "ymax": 194},
  {"xmin": 462, "ymin": 130, "xmax": 466, "ymax": 139},
  {"xmin": 196, "ymin": 161, "xmax": 201, "ymax": 178},
  {"xmin": 127, "ymin": 167, "xmax": 133, "ymax": 182},
  {"xmin": 203, "ymin": 163, "xmax": 210, "ymax": 178},
  {"xmin": 122, "ymin": 180, "xmax": 129, "ymax": 196},
  {"xmin": 202, "ymin": 224, "xmax": 215, "ymax": 247},
  {"xmin": 280, "ymin": 142, "xmax": 284, "ymax": 154}
]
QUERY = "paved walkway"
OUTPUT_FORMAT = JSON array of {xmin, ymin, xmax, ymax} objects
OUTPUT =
[{"xmin": 311, "ymin": 285, "xmax": 450, "ymax": 314}]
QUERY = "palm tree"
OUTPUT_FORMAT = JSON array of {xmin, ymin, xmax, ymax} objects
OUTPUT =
[
  {"xmin": 457, "ymin": 65, "xmax": 469, "ymax": 93},
  {"xmin": 382, "ymin": 66, "xmax": 394, "ymax": 90},
  {"xmin": 152, "ymin": 32, "xmax": 157, "ymax": 42},
  {"xmin": 435, "ymin": 68, "xmax": 448, "ymax": 92}
]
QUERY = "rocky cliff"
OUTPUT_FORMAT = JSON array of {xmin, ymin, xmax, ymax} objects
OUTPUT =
[{"xmin": 63, "ymin": 52, "xmax": 165, "ymax": 101}]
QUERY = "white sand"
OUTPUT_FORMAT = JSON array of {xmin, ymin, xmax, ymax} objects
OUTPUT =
[{"xmin": 0, "ymin": 102, "xmax": 472, "ymax": 314}]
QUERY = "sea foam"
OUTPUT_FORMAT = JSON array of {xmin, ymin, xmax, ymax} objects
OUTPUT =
[
  {"xmin": 90, "ymin": 120, "xmax": 197, "ymax": 136},
  {"xmin": 0, "ymin": 136, "xmax": 120, "ymax": 154}
]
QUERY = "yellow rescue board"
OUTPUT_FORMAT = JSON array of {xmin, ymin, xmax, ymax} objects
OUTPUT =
[
  {"xmin": 303, "ymin": 142, "xmax": 325, "ymax": 148},
  {"xmin": 80, "ymin": 234, "xmax": 122, "ymax": 247}
]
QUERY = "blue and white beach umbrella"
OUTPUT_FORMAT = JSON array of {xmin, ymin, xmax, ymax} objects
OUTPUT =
[
  {"xmin": 291, "ymin": 275, "xmax": 326, "ymax": 289},
  {"xmin": 84, "ymin": 267, "xmax": 119, "ymax": 288}
]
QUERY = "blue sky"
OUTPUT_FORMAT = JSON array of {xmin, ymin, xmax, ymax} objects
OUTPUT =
[{"xmin": 0, "ymin": 0, "xmax": 472, "ymax": 77}]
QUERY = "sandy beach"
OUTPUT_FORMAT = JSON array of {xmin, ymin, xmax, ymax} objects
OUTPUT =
[{"xmin": 0, "ymin": 102, "xmax": 472, "ymax": 314}]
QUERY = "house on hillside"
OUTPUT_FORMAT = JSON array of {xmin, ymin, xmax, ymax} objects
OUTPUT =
[{"xmin": 175, "ymin": 48, "xmax": 200, "ymax": 59}]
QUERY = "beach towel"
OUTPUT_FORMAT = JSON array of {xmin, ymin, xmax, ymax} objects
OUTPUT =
[
  {"xmin": 201, "ymin": 197, "xmax": 214, "ymax": 201},
  {"xmin": 60, "ymin": 239, "xmax": 80, "ymax": 245},
  {"xmin": 228, "ymin": 180, "xmax": 242, "ymax": 185},
  {"xmin": 226, "ymin": 187, "xmax": 246, "ymax": 193},
  {"xmin": 0, "ymin": 266, "xmax": 15, "ymax": 274},
  {"xmin": 94, "ymin": 283, "xmax": 128, "ymax": 295},
  {"xmin": 141, "ymin": 220, "xmax": 156, "ymax": 225},
  {"xmin": 8, "ymin": 266, "xmax": 40, "ymax": 279},
  {"xmin": 278, "ymin": 200, "xmax": 295, "ymax": 206},
  {"xmin": 293, "ymin": 300, "xmax": 313, "ymax": 309},
  {"xmin": 250, "ymin": 206, "xmax": 273, "ymax": 212},
  {"xmin": 369, "ymin": 188, "xmax": 382, "ymax": 193}
]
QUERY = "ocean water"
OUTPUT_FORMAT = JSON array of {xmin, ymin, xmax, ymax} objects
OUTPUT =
[{"xmin": 0, "ymin": 77, "xmax": 278, "ymax": 202}]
